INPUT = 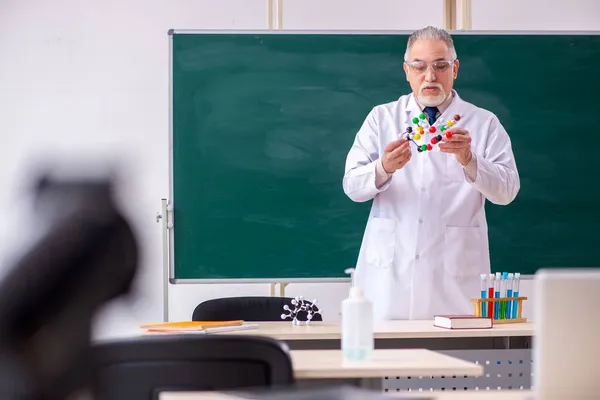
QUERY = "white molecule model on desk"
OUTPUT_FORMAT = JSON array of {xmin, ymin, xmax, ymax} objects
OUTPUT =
[{"xmin": 280, "ymin": 296, "xmax": 321, "ymax": 326}]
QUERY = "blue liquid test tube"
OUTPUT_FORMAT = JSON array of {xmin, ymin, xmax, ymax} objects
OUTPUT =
[
  {"xmin": 506, "ymin": 273, "xmax": 514, "ymax": 319},
  {"xmin": 494, "ymin": 272, "xmax": 501, "ymax": 319},
  {"xmin": 512, "ymin": 272, "xmax": 521, "ymax": 319},
  {"xmin": 480, "ymin": 274, "xmax": 487, "ymax": 317},
  {"xmin": 500, "ymin": 273, "xmax": 507, "ymax": 320}
]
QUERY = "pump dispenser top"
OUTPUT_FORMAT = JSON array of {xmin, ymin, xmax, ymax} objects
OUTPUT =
[{"xmin": 345, "ymin": 267, "xmax": 363, "ymax": 298}]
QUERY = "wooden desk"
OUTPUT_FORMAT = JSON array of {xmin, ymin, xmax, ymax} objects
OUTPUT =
[
  {"xmin": 207, "ymin": 321, "xmax": 533, "ymax": 351},
  {"xmin": 142, "ymin": 321, "xmax": 532, "ymax": 393},
  {"xmin": 397, "ymin": 392, "xmax": 532, "ymax": 399},
  {"xmin": 290, "ymin": 348, "xmax": 483, "ymax": 380},
  {"xmin": 160, "ymin": 389, "xmax": 532, "ymax": 400},
  {"xmin": 157, "ymin": 348, "xmax": 484, "ymax": 397},
  {"xmin": 220, "ymin": 321, "xmax": 532, "ymax": 340}
]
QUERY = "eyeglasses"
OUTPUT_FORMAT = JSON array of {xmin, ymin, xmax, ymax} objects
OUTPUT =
[{"xmin": 405, "ymin": 60, "xmax": 456, "ymax": 74}]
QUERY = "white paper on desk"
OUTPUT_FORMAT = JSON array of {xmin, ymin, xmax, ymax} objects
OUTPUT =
[
  {"xmin": 203, "ymin": 324, "xmax": 259, "ymax": 334},
  {"xmin": 146, "ymin": 324, "xmax": 259, "ymax": 335}
]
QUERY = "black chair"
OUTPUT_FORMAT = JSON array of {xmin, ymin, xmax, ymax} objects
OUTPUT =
[
  {"xmin": 91, "ymin": 334, "xmax": 295, "ymax": 400},
  {"xmin": 192, "ymin": 296, "xmax": 322, "ymax": 322}
]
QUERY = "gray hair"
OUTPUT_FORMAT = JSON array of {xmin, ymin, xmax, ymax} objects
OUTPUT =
[{"xmin": 404, "ymin": 26, "xmax": 457, "ymax": 61}]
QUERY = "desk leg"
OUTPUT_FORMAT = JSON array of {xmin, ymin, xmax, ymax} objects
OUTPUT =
[
  {"xmin": 501, "ymin": 336, "xmax": 531, "ymax": 350},
  {"xmin": 359, "ymin": 378, "xmax": 383, "ymax": 391},
  {"xmin": 295, "ymin": 378, "xmax": 382, "ymax": 391}
]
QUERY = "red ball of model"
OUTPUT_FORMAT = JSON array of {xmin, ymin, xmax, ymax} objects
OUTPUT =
[
  {"xmin": 427, "ymin": 144, "xmax": 433, "ymax": 151},
  {"xmin": 429, "ymin": 126, "xmax": 436, "ymax": 133},
  {"xmin": 445, "ymin": 132, "xmax": 453, "ymax": 139},
  {"xmin": 431, "ymin": 137, "xmax": 438, "ymax": 144},
  {"xmin": 453, "ymin": 114, "xmax": 461, "ymax": 121}
]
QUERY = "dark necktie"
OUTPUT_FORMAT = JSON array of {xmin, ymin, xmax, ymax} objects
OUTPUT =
[{"xmin": 424, "ymin": 106, "xmax": 439, "ymax": 125}]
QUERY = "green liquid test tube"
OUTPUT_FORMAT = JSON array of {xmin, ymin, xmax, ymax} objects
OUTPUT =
[{"xmin": 499, "ymin": 272, "xmax": 507, "ymax": 319}]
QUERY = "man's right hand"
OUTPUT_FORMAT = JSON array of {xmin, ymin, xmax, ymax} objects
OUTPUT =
[{"xmin": 381, "ymin": 138, "xmax": 412, "ymax": 173}]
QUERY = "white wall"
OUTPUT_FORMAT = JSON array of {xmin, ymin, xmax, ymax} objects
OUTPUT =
[
  {"xmin": 0, "ymin": 0, "xmax": 269, "ymax": 339},
  {"xmin": 281, "ymin": 0, "xmax": 443, "ymax": 30},
  {"xmin": 1, "ymin": 0, "xmax": 598, "ymax": 338},
  {"xmin": 467, "ymin": 0, "xmax": 600, "ymax": 31}
]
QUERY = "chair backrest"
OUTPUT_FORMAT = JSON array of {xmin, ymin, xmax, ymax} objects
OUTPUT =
[
  {"xmin": 91, "ymin": 334, "xmax": 295, "ymax": 400},
  {"xmin": 192, "ymin": 296, "xmax": 323, "ymax": 322}
]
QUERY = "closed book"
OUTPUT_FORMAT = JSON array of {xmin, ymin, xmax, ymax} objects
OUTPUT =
[{"xmin": 433, "ymin": 315, "xmax": 492, "ymax": 329}]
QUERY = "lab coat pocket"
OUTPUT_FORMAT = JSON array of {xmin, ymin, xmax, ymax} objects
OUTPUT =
[
  {"xmin": 443, "ymin": 226, "xmax": 484, "ymax": 278},
  {"xmin": 363, "ymin": 217, "xmax": 396, "ymax": 269}
]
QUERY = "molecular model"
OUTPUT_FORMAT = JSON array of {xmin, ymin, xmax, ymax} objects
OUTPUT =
[
  {"xmin": 280, "ymin": 296, "xmax": 321, "ymax": 326},
  {"xmin": 403, "ymin": 113, "xmax": 461, "ymax": 153}
]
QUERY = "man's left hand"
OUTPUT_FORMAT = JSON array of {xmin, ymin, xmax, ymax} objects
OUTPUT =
[{"xmin": 439, "ymin": 128, "xmax": 473, "ymax": 166}]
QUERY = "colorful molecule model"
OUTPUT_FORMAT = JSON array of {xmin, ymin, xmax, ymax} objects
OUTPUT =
[{"xmin": 403, "ymin": 113, "xmax": 461, "ymax": 153}]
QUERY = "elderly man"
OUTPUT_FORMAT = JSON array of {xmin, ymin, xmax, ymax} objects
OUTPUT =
[{"xmin": 342, "ymin": 26, "xmax": 520, "ymax": 320}]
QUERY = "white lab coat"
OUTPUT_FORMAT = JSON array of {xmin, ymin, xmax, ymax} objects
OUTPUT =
[{"xmin": 342, "ymin": 91, "xmax": 519, "ymax": 320}]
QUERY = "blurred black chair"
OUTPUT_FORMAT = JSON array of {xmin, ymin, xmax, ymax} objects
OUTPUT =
[
  {"xmin": 92, "ymin": 335, "xmax": 295, "ymax": 400},
  {"xmin": 192, "ymin": 296, "xmax": 322, "ymax": 322},
  {"xmin": 0, "ymin": 172, "xmax": 139, "ymax": 400}
]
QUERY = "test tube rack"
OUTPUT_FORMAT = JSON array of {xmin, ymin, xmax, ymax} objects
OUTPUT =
[{"xmin": 469, "ymin": 296, "xmax": 527, "ymax": 324}]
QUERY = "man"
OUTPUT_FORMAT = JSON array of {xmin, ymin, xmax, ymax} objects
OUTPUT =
[{"xmin": 342, "ymin": 26, "xmax": 520, "ymax": 320}]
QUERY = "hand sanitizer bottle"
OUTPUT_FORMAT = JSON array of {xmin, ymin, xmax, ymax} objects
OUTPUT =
[{"xmin": 341, "ymin": 268, "xmax": 373, "ymax": 361}]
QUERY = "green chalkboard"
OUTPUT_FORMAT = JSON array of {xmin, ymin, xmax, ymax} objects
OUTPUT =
[{"xmin": 170, "ymin": 31, "xmax": 600, "ymax": 281}]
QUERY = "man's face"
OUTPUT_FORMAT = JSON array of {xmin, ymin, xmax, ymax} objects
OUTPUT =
[{"xmin": 403, "ymin": 39, "xmax": 459, "ymax": 107}]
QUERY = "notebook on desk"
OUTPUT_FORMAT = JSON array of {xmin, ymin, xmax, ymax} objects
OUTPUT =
[
  {"xmin": 433, "ymin": 315, "xmax": 492, "ymax": 329},
  {"xmin": 141, "ymin": 320, "xmax": 258, "ymax": 334}
]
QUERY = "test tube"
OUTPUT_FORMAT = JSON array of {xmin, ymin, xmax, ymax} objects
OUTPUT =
[
  {"xmin": 512, "ymin": 272, "xmax": 521, "ymax": 319},
  {"xmin": 480, "ymin": 274, "xmax": 487, "ymax": 317},
  {"xmin": 500, "ymin": 273, "xmax": 507, "ymax": 320},
  {"xmin": 494, "ymin": 272, "xmax": 501, "ymax": 319},
  {"xmin": 488, "ymin": 274, "xmax": 495, "ymax": 319},
  {"xmin": 506, "ymin": 273, "xmax": 514, "ymax": 319}
]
